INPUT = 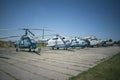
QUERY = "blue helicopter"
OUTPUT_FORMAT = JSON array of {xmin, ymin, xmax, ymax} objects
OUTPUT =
[{"xmin": 14, "ymin": 28, "xmax": 41, "ymax": 54}]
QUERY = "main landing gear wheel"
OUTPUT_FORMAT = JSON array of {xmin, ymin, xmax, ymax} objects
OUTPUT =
[
  {"xmin": 16, "ymin": 46, "xmax": 19, "ymax": 52},
  {"xmin": 37, "ymin": 48, "xmax": 41, "ymax": 55}
]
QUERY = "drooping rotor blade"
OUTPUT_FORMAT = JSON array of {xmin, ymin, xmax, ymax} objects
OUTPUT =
[
  {"xmin": 19, "ymin": 28, "xmax": 39, "ymax": 30},
  {"xmin": 19, "ymin": 28, "xmax": 52, "ymax": 39},
  {"xmin": 9, "ymin": 36, "xmax": 20, "ymax": 38},
  {"xmin": 30, "ymin": 29, "xmax": 43, "ymax": 30},
  {"xmin": 38, "ymin": 34, "xmax": 56, "ymax": 37},
  {"xmin": 30, "ymin": 28, "xmax": 52, "ymax": 31},
  {"xmin": 0, "ymin": 28, "xmax": 17, "ymax": 30},
  {"xmin": 0, "ymin": 37, "xmax": 9, "ymax": 39},
  {"xmin": 19, "ymin": 28, "xmax": 53, "ymax": 32},
  {"xmin": 28, "ymin": 30, "xmax": 35, "ymax": 36},
  {"xmin": 0, "ymin": 36, "xmax": 20, "ymax": 39},
  {"xmin": 0, "ymin": 29, "xmax": 9, "ymax": 30},
  {"xmin": 19, "ymin": 28, "xmax": 29, "ymax": 31}
]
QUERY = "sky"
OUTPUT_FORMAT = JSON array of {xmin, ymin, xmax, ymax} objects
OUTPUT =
[{"xmin": 0, "ymin": 0, "xmax": 120, "ymax": 41}]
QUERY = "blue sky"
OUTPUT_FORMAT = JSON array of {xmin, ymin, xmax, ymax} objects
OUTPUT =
[{"xmin": 0, "ymin": 0, "xmax": 120, "ymax": 41}]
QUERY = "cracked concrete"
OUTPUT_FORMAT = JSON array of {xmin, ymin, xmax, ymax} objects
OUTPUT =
[{"xmin": 0, "ymin": 46, "xmax": 120, "ymax": 80}]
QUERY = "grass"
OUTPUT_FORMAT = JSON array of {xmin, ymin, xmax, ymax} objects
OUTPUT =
[
  {"xmin": 0, "ymin": 40, "xmax": 14, "ymax": 48},
  {"xmin": 69, "ymin": 52, "xmax": 120, "ymax": 80},
  {"xmin": 36, "ymin": 43, "xmax": 47, "ymax": 48},
  {"xmin": 0, "ymin": 41, "xmax": 46, "ymax": 48}
]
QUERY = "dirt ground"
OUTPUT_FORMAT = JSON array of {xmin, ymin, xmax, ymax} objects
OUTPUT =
[{"xmin": 0, "ymin": 46, "xmax": 120, "ymax": 80}]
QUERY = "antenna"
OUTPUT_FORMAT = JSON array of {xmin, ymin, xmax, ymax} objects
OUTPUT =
[
  {"xmin": 41, "ymin": 27, "xmax": 52, "ymax": 39},
  {"xmin": 42, "ymin": 27, "xmax": 44, "ymax": 39}
]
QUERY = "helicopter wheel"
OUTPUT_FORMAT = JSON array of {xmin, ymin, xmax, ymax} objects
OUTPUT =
[
  {"xmin": 33, "ymin": 49, "xmax": 35, "ymax": 52},
  {"xmin": 29, "ymin": 49, "xmax": 31, "ymax": 52},
  {"xmin": 52, "ymin": 47, "xmax": 54, "ymax": 50},
  {"xmin": 16, "ymin": 46, "xmax": 19, "ymax": 52},
  {"xmin": 64, "ymin": 48, "xmax": 67, "ymax": 50},
  {"xmin": 57, "ymin": 47, "xmax": 59, "ymax": 50},
  {"xmin": 16, "ymin": 48, "xmax": 18, "ymax": 52},
  {"xmin": 37, "ymin": 48, "xmax": 41, "ymax": 55}
]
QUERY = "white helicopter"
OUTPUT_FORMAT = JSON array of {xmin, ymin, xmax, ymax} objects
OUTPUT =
[
  {"xmin": 104, "ymin": 39, "xmax": 113, "ymax": 46},
  {"xmin": 83, "ymin": 36, "xmax": 103, "ymax": 47},
  {"xmin": 70, "ymin": 37, "xmax": 88, "ymax": 48},
  {"xmin": 47, "ymin": 34, "xmax": 71, "ymax": 50}
]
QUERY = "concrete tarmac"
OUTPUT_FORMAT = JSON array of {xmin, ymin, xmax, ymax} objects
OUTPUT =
[{"xmin": 0, "ymin": 46, "xmax": 120, "ymax": 80}]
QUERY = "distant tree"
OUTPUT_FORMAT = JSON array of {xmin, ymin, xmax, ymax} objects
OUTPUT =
[
  {"xmin": 114, "ymin": 40, "xmax": 120, "ymax": 44},
  {"xmin": 117, "ymin": 40, "xmax": 120, "ymax": 44}
]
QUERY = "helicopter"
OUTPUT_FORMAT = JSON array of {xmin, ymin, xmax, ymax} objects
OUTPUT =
[
  {"xmin": 13, "ymin": 28, "xmax": 42, "ymax": 54},
  {"xmin": 102, "ymin": 39, "xmax": 113, "ymax": 47},
  {"xmin": 47, "ymin": 34, "xmax": 71, "ymax": 50},
  {"xmin": 83, "ymin": 36, "xmax": 105, "ymax": 47},
  {"xmin": 0, "ymin": 28, "xmax": 42, "ymax": 54},
  {"xmin": 70, "ymin": 37, "xmax": 88, "ymax": 48}
]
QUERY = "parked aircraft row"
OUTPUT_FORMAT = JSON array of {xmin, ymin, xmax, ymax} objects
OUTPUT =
[
  {"xmin": 0, "ymin": 28, "xmax": 114, "ymax": 53},
  {"xmin": 46, "ymin": 34, "xmax": 113, "ymax": 50}
]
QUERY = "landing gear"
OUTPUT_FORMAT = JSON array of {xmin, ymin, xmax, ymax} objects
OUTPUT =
[
  {"xmin": 16, "ymin": 46, "xmax": 19, "ymax": 52},
  {"xmin": 64, "ymin": 48, "xmax": 67, "ymax": 50},
  {"xmin": 16, "ymin": 48, "xmax": 18, "ymax": 52},
  {"xmin": 52, "ymin": 47, "xmax": 54, "ymax": 50},
  {"xmin": 29, "ymin": 48, "xmax": 31, "ymax": 52},
  {"xmin": 57, "ymin": 47, "xmax": 59, "ymax": 50},
  {"xmin": 37, "ymin": 48, "xmax": 41, "ymax": 55}
]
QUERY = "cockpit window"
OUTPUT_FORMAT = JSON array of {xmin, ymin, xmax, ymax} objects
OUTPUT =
[
  {"xmin": 66, "ymin": 40, "xmax": 70, "ymax": 42},
  {"xmin": 52, "ymin": 38, "xmax": 58, "ymax": 40},
  {"xmin": 62, "ymin": 37, "xmax": 65, "ymax": 39}
]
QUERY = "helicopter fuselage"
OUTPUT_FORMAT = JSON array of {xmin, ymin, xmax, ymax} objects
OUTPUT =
[
  {"xmin": 47, "ymin": 35, "xmax": 71, "ymax": 50},
  {"xmin": 14, "ymin": 37, "xmax": 37, "ymax": 50}
]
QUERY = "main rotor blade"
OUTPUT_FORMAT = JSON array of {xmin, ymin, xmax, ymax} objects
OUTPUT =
[
  {"xmin": 9, "ymin": 36, "xmax": 20, "ymax": 38},
  {"xmin": 30, "ymin": 29, "xmax": 52, "ymax": 31},
  {"xmin": 0, "ymin": 29, "xmax": 9, "ymax": 30},
  {"xmin": 30, "ymin": 29, "xmax": 43, "ymax": 30},
  {"xmin": 28, "ymin": 30, "xmax": 35, "ymax": 36},
  {"xmin": 0, "ymin": 36, "xmax": 20, "ymax": 39},
  {"xmin": 19, "ymin": 28, "xmax": 28, "ymax": 30},
  {"xmin": 0, "ymin": 28, "xmax": 18, "ymax": 30},
  {"xmin": 19, "ymin": 28, "xmax": 52, "ymax": 31},
  {"xmin": 0, "ymin": 37, "xmax": 9, "ymax": 39}
]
